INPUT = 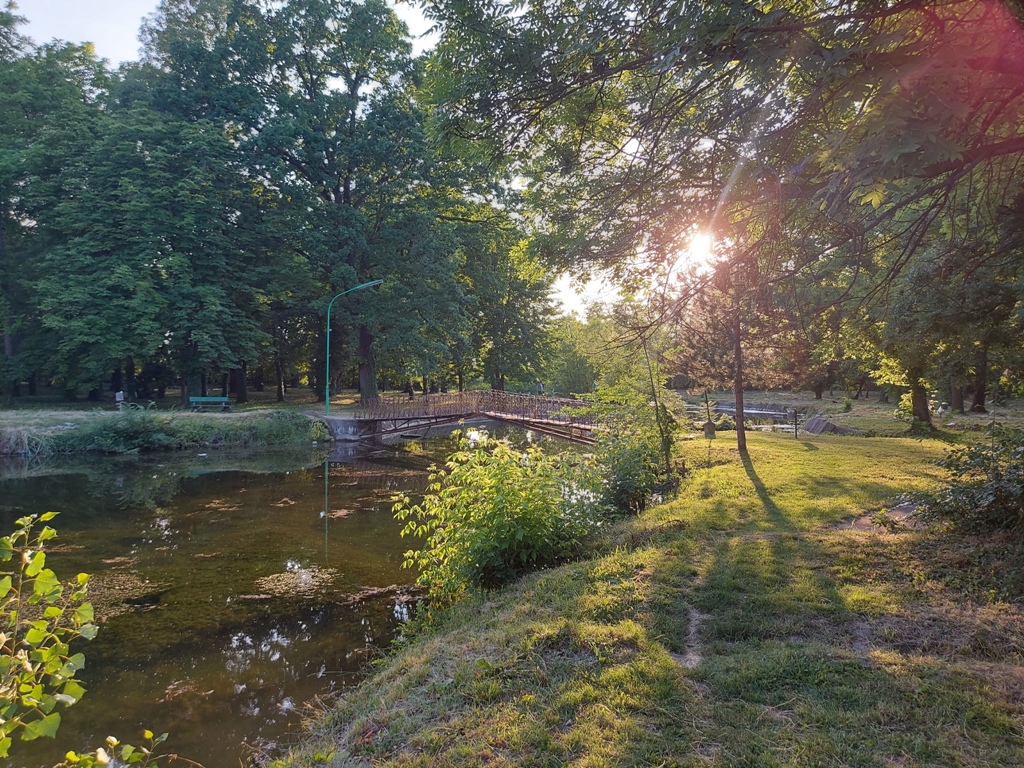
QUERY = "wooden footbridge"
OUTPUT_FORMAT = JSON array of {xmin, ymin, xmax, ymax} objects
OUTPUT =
[{"xmin": 325, "ymin": 391, "xmax": 597, "ymax": 444}]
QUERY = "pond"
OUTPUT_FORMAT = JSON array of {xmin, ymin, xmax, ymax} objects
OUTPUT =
[{"xmin": 1, "ymin": 437, "xmax": 448, "ymax": 767}]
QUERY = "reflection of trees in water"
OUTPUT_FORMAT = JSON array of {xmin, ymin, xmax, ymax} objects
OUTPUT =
[{"xmin": 0, "ymin": 448, "xmax": 333, "ymax": 510}]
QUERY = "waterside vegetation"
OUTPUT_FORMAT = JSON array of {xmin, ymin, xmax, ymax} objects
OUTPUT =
[{"xmin": 0, "ymin": 406, "xmax": 318, "ymax": 456}]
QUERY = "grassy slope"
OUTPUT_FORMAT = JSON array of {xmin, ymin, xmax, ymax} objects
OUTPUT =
[{"xmin": 277, "ymin": 431, "xmax": 1024, "ymax": 768}]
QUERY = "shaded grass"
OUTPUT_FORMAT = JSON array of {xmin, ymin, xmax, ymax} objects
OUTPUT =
[{"xmin": 276, "ymin": 431, "xmax": 1024, "ymax": 768}]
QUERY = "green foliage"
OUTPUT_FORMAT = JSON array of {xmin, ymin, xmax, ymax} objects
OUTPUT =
[
  {"xmin": 0, "ymin": 515, "xmax": 195, "ymax": 766},
  {"xmin": 60, "ymin": 731, "xmax": 172, "ymax": 767},
  {"xmin": 574, "ymin": 386, "xmax": 678, "ymax": 514},
  {"xmin": 594, "ymin": 407, "xmax": 673, "ymax": 514},
  {"xmin": 0, "ymin": 512, "xmax": 96, "ymax": 759},
  {"xmin": 41, "ymin": 409, "xmax": 313, "ymax": 455},
  {"xmin": 893, "ymin": 391, "xmax": 915, "ymax": 422},
  {"xmin": 80, "ymin": 406, "xmax": 180, "ymax": 453},
  {"xmin": 713, "ymin": 413, "xmax": 736, "ymax": 431},
  {"xmin": 922, "ymin": 426, "xmax": 1024, "ymax": 534},
  {"xmin": 310, "ymin": 420, "xmax": 330, "ymax": 442},
  {"xmin": 548, "ymin": 317, "xmax": 599, "ymax": 397},
  {"xmin": 393, "ymin": 433, "xmax": 604, "ymax": 610}
]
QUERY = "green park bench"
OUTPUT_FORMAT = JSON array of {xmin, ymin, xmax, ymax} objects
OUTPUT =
[{"xmin": 189, "ymin": 396, "xmax": 231, "ymax": 412}]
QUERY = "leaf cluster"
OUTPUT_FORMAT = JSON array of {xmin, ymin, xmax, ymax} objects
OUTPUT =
[
  {"xmin": 393, "ymin": 433, "xmax": 606, "ymax": 611},
  {"xmin": 0, "ymin": 512, "xmax": 96, "ymax": 758},
  {"xmin": 60, "ymin": 731, "xmax": 176, "ymax": 767},
  {"xmin": 921, "ymin": 426, "xmax": 1024, "ymax": 534}
]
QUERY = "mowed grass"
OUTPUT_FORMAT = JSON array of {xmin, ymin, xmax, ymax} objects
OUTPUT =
[{"xmin": 276, "ymin": 432, "xmax": 1024, "ymax": 768}]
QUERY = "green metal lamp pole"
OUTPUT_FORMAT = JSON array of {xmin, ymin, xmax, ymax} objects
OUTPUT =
[{"xmin": 325, "ymin": 279, "xmax": 383, "ymax": 416}]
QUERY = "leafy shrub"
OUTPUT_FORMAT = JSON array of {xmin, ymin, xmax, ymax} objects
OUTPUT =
[
  {"xmin": 311, "ymin": 420, "xmax": 330, "ymax": 442},
  {"xmin": 1, "ymin": 513, "xmax": 97, "ymax": 757},
  {"xmin": 393, "ymin": 434, "xmax": 604, "ymax": 610},
  {"xmin": 239, "ymin": 411, "xmax": 314, "ymax": 446},
  {"xmin": 713, "ymin": 413, "xmax": 736, "ymax": 431},
  {"xmin": 39, "ymin": 409, "xmax": 314, "ymax": 455},
  {"xmin": 893, "ymin": 391, "xmax": 915, "ymax": 421},
  {"xmin": 576, "ymin": 390, "xmax": 678, "ymax": 514},
  {"xmin": 1, "ymin": 515, "xmax": 189, "ymax": 766},
  {"xmin": 594, "ymin": 415, "xmax": 666, "ymax": 513},
  {"xmin": 921, "ymin": 426, "xmax": 1024, "ymax": 533},
  {"xmin": 88, "ymin": 407, "xmax": 181, "ymax": 453}
]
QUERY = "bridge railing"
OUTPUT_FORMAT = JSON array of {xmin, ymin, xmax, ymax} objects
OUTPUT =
[{"xmin": 355, "ymin": 390, "xmax": 596, "ymax": 432}]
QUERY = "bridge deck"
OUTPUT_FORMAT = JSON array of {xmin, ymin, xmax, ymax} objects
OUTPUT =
[{"xmin": 354, "ymin": 391, "xmax": 596, "ymax": 444}]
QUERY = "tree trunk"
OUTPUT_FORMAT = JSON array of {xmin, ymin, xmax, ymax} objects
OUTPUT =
[
  {"xmin": 969, "ymin": 347, "xmax": 988, "ymax": 413},
  {"xmin": 27, "ymin": 373, "xmax": 36, "ymax": 396},
  {"xmin": 812, "ymin": 382, "xmax": 824, "ymax": 400},
  {"xmin": 125, "ymin": 356, "xmax": 136, "ymax": 402},
  {"xmin": 1, "ymin": 330, "xmax": 13, "ymax": 407},
  {"xmin": 950, "ymin": 375, "xmax": 964, "ymax": 413},
  {"xmin": 233, "ymin": 362, "xmax": 248, "ymax": 404},
  {"xmin": 0, "ymin": 203, "xmax": 16, "ymax": 407},
  {"xmin": 457, "ymin": 368, "xmax": 464, "ymax": 392},
  {"xmin": 275, "ymin": 356, "xmax": 285, "ymax": 402},
  {"xmin": 357, "ymin": 324, "xmax": 379, "ymax": 401},
  {"xmin": 910, "ymin": 383, "xmax": 931, "ymax": 425},
  {"xmin": 733, "ymin": 311, "xmax": 746, "ymax": 452},
  {"xmin": 184, "ymin": 372, "xmax": 203, "ymax": 405},
  {"xmin": 908, "ymin": 367, "xmax": 932, "ymax": 427}
]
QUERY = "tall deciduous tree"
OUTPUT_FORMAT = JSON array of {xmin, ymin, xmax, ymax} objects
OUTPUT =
[
  {"xmin": 143, "ymin": 0, "xmax": 473, "ymax": 400},
  {"xmin": 424, "ymin": 0, "xmax": 1024, "ymax": 441},
  {"xmin": 0, "ymin": 22, "xmax": 109, "ymax": 401},
  {"xmin": 33, "ymin": 102, "xmax": 268, "ymax": 398}
]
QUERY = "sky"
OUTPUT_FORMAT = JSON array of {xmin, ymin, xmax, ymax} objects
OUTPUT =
[
  {"xmin": 19, "ymin": 0, "xmax": 601, "ymax": 315},
  {"xmin": 20, "ymin": 0, "xmax": 435, "ymax": 62}
]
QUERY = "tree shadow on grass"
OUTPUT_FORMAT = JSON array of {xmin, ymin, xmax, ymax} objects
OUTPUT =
[
  {"xmin": 740, "ymin": 451, "xmax": 793, "ymax": 531},
  {"xmin": 644, "ymin": 449, "xmax": 1024, "ymax": 768}
]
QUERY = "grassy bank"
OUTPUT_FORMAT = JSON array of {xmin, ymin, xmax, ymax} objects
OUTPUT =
[
  {"xmin": 0, "ymin": 406, "xmax": 319, "ymax": 455},
  {"xmin": 276, "ymin": 431, "xmax": 1024, "ymax": 767}
]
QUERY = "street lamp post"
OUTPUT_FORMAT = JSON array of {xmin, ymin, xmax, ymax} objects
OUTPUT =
[{"xmin": 325, "ymin": 279, "xmax": 383, "ymax": 416}]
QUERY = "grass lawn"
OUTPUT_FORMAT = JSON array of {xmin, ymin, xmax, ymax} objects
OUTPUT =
[{"xmin": 276, "ymin": 431, "xmax": 1024, "ymax": 767}]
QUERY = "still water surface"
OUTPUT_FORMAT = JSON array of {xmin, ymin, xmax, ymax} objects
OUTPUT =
[{"xmin": 1, "ymin": 439, "xmax": 448, "ymax": 767}]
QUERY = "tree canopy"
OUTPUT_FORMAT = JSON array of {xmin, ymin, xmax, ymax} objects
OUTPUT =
[{"xmin": 2, "ymin": 0, "xmax": 1022, "ymax": 426}]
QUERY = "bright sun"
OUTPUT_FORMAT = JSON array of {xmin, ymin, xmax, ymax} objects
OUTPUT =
[{"xmin": 671, "ymin": 232, "xmax": 716, "ymax": 276}]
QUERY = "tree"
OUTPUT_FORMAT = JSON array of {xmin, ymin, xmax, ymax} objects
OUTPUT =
[
  {"xmin": 549, "ymin": 316, "xmax": 599, "ymax": 396},
  {"xmin": 423, "ymin": 0, "xmax": 1024, "ymax": 442},
  {"xmin": 472, "ymin": 239, "xmax": 555, "ymax": 391},
  {"xmin": 34, "ymin": 103, "xmax": 268, "ymax": 399},
  {"xmin": 142, "ymin": 0, "xmax": 475, "ymax": 401},
  {"xmin": 0, "ymin": 19, "xmax": 110, "ymax": 402}
]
